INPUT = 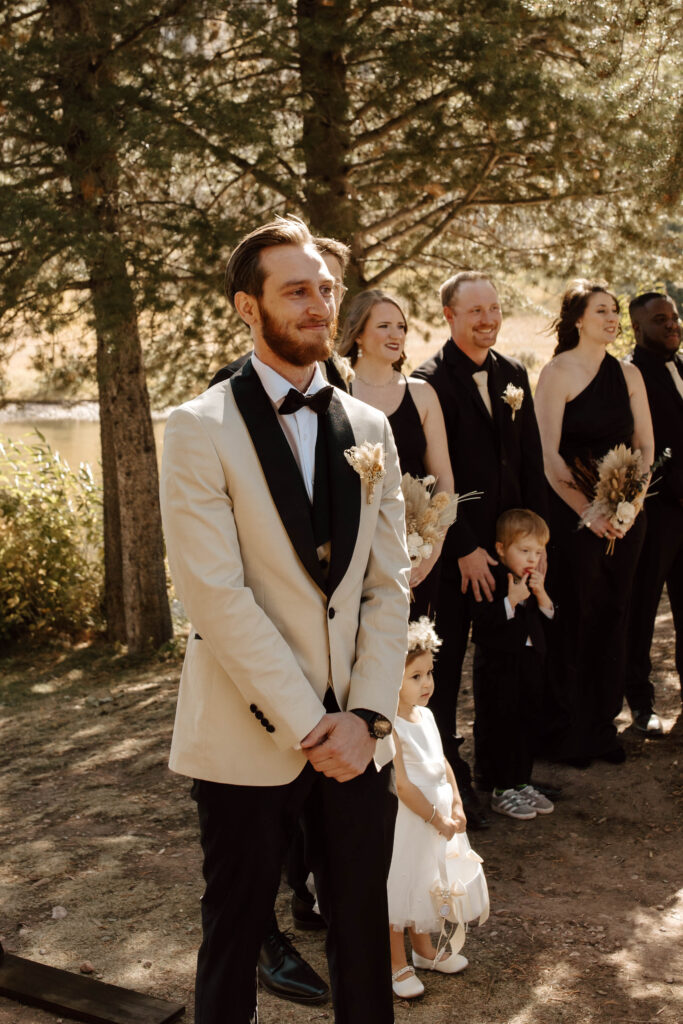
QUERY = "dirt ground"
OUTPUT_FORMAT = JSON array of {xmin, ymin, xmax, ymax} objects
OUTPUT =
[{"xmin": 0, "ymin": 593, "xmax": 681, "ymax": 1024}]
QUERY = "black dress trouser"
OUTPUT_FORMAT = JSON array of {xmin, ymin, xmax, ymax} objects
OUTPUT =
[
  {"xmin": 430, "ymin": 567, "xmax": 474, "ymax": 791},
  {"xmin": 192, "ymin": 759, "xmax": 397, "ymax": 1024},
  {"xmin": 625, "ymin": 498, "xmax": 683, "ymax": 712},
  {"xmin": 473, "ymin": 646, "xmax": 543, "ymax": 791}
]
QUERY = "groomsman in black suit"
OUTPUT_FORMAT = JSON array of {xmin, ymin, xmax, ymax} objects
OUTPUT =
[
  {"xmin": 625, "ymin": 292, "xmax": 683, "ymax": 734},
  {"xmin": 413, "ymin": 272, "xmax": 547, "ymax": 827}
]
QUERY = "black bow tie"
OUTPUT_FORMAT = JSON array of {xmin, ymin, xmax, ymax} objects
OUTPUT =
[
  {"xmin": 279, "ymin": 386, "xmax": 334, "ymax": 416},
  {"xmin": 471, "ymin": 355, "xmax": 492, "ymax": 376}
]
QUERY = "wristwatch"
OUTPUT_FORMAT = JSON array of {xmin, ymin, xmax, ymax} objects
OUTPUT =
[{"xmin": 350, "ymin": 708, "xmax": 393, "ymax": 740}]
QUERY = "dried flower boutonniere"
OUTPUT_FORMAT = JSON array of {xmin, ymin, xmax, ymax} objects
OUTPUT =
[
  {"xmin": 502, "ymin": 383, "xmax": 524, "ymax": 421},
  {"xmin": 330, "ymin": 351, "xmax": 355, "ymax": 387},
  {"xmin": 344, "ymin": 441, "xmax": 386, "ymax": 504}
]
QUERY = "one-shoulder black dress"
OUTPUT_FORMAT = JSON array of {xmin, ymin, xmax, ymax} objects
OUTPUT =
[
  {"xmin": 389, "ymin": 381, "xmax": 441, "ymax": 619},
  {"xmin": 353, "ymin": 378, "xmax": 438, "ymax": 618},
  {"xmin": 540, "ymin": 354, "xmax": 646, "ymax": 761},
  {"xmin": 387, "ymin": 380, "xmax": 427, "ymax": 479}
]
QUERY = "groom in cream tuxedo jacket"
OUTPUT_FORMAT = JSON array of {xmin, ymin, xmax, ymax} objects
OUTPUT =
[{"xmin": 160, "ymin": 217, "xmax": 410, "ymax": 1024}]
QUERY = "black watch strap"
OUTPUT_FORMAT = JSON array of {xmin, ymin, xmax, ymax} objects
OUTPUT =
[{"xmin": 350, "ymin": 708, "xmax": 391, "ymax": 738}]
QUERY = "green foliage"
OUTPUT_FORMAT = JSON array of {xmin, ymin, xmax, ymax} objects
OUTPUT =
[
  {"xmin": 0, "ymin": 433, "xmax": 103, "ymax": 642},
  {"xmin": 0, "ymin": 1, "xmax": 680, "ymax": 406}
]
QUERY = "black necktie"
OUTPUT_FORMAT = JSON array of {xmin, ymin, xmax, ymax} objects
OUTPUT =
[{"xmin": 279, "ymin": 386, "xmax": 334, "ymax": 416}]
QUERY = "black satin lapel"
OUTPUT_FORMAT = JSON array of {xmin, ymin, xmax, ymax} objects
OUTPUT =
[
  {"xmin": 323, "ymin": 356, "xmax": 349, "ymax": 393},
  {"xmin": 325, "ymin": 392, "xmax": 361, "ymax": 596},
  {"xmin": 230, "ymin": 362, "xmax": 326, "ymax": 591}
]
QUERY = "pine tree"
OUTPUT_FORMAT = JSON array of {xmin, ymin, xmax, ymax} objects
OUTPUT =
[
  {"xmin": 193, "ymin": 0, "xmax": 681, "ymax": 299},
  {"xmin": 1, "ymin": 1, "xmax": 680, "ymax": 649},
  {"xmin": 0, "ymin": 1, "xmax": 207, "ymax": 649}
]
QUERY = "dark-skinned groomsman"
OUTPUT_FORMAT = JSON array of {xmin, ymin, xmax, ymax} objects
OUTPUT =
[
  {"xmin": 625, "ymin": 292, "xmax": 683, "ymax": 734},
  {"xmin": 207, "ymin": 236, "xmax": 351, "ymax": 1007},
  {"xmin": 414, "ymin": 272, "xmax": 549, "ymax": 829}
]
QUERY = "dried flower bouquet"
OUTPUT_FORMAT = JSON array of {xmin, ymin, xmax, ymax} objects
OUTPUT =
[
  {"xmin": 571, "ymin": 443, "xmax": 649, "ymax": 555},
  {"xmin": 401, "ymin": 473, "xmax": 480, "ymax": 568}
]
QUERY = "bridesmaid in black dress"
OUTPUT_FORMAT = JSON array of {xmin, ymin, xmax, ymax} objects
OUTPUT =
[
  {"xmin": 337, "ymin": 290, "xmax": 453, "ymax": 617},
  {"xmin": 534, "ymin": 280, "xmax": 654, "ymax": 764}
]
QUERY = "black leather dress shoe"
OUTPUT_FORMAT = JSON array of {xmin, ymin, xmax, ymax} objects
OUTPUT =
[
  {"xmin": 530, "ymin": 780, "xmax": 563, "ymax": 801},
  {"xmin": 291, "ymin": 892, "xmax": 326, "ymax": 931},
  {"xmin": 465, "ymin": 804, "xmax": 491, "ymax": 830},
  {"xmin": 596, "ymin": 745, "xmax": 627, "ymax": 764},
  {"xmin": 461, "ymin": 787, "xmax": 491, "ymax": 831},
  {"xmin": 258, "ymin": 921, "xmax": 329, "ymax": 1005},
  {"xmin": 561, "ymin": 756, "xmax": 592, "ymax": 769}
]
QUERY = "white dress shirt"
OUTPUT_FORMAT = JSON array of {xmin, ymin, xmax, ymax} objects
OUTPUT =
[{"xmin": 251, "ymin": 354, "xmax": 328, "ymax": 502}]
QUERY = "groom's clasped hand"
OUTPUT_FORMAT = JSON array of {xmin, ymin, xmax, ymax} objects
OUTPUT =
[{"xmin": 301, "ymin": 711, "xmax": 377, "ymax": 782}]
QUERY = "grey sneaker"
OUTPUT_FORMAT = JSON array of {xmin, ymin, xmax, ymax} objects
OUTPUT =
[
  {"xmin": 517, "ymin": 784, "xmax": 554, "ymax": 815},
  {"xmin": 491, "ymin": 788, "xmax": 537, "ymax": 820}
]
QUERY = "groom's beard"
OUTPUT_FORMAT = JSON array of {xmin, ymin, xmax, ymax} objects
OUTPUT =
[{"xmin": 258, "ymin": 302, "xmax": 336, "ymax": 368}]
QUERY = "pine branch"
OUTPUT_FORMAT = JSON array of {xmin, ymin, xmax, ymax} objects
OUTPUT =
[
  {"xmin": 130, "ymin": 96, "xmax": 299, "ymax": 204},
  {"xmin": 354, "ymin": 84, "xmax": 462, "ymax": 148},
  {"xmin": 91, "ymin": 0, "xmax": 195, "ymax": 73}
]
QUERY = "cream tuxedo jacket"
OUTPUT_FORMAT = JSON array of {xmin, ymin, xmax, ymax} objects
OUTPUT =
[{"xmin": 160, "ymin": 360, "xmax": 411, "ymax": 786}]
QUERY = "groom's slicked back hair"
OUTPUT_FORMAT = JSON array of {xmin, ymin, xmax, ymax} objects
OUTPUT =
[{"xmin": 224, "ymin": 216, "xmax": 314, "ymax": 307}]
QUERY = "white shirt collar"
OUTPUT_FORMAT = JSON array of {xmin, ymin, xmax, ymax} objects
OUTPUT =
[{"xmin": 251, "ymin": 353, "xmax": 327, "ymax": 407}]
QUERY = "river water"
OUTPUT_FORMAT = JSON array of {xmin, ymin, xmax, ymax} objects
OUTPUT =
[{"xmin": 0, "ymin": 407, "xmax": 169, "ymax": 478}]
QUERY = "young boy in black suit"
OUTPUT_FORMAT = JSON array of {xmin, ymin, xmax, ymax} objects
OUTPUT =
[{"xmin": 471, "ymin": 509, "xmax": 555, "ymax": 820}]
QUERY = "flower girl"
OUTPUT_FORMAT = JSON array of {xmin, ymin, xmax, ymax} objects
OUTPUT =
[{"xmin": 388, "ymin": 618, "xmax": 489, "ymax": 999}]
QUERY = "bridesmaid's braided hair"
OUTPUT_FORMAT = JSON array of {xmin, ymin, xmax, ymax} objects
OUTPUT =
[{"xmin": 552, "ymin": 279, "xmax": 620, "ymax": 356}]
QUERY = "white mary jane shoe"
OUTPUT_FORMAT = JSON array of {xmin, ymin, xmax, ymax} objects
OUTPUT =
[
  {"xmin": 412, "ymin": 949, "xmax": 469, "ymax": 974},
  {"xmin": 392, "ymin": 965, "xmax": 425, "ymax": 999}
]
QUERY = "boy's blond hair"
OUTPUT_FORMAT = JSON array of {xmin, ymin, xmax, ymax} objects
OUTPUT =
[
  {"xmin": 496, "ymin": 508, "xmax": 549, "ymax": 549},
  {"xmin": 406, "ymin": 617, "xmax": 442, "ymax": 666}
]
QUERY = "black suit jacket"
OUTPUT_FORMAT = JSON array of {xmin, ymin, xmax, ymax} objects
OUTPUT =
[
  {"xmin": 470, "ymin": 564, "xmax": 549, "ymax": 659},
  {"xmin": 413, "ymin": 339, "xmax": 547, "ymax": 564},
  {"xmin": 209, "ymin": 352, "xmax": 349, "ymax": 392},
  {"xmin": 629, "ymin": 347, "xmax": 683, "ymax": 506}
]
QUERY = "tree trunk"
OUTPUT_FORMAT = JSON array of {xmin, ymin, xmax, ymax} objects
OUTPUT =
[
  {"xmin": 49, "ymin": 0, "xmax": 172, "ymax": 651},
  {"xmin": 295, "ymin": 0, "xmax": 365, "ymax": 289},
  {"xmin": 99, "ymin": 411, "xmax": 126, "ymax": 644},
  {"xmin": 90, "ymin": 249, "xmax": 172, "ymax": 652}
]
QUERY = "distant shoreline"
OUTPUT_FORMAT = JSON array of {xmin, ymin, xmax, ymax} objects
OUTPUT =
[{"xmin": 0, "ymin": 400, "xmax": 174, "ymax": 423}]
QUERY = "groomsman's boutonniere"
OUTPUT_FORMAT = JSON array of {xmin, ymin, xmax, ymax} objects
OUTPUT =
[
  {"xmin": 344, "ymin": 441, "xmax": 386, "ymax": 504},
  {"xmin": 330, "ymin": 351, "xmax": 355, "ymax": 387},
  {"xmin": 502, "ymin": 383, "xmax": 524, "ymax": 421}
]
